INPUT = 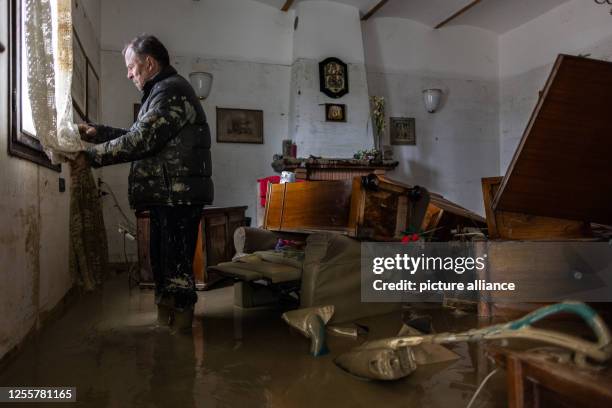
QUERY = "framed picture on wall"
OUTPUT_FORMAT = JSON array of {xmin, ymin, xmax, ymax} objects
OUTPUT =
[
  {"xmin": 319, "ymin": 57, "xmax": 349, "ymax": 98},
  {"xmin": 390, "ymin": 117, "xmax": 416, "ymax": 145},
  {"xmin": 325, "ymin": 103, "xmax": 346, "ymax": 122},
  {"xmin": 72, "ymin": 30, "xmax": 87, "ymax": 117},
  {"xmin": 86, "ymin": 62, "xmax": 99, "ymax": 123},
  {"xmin": 216, "ymin": 107, "xmax": 264, "ymax": 144}
]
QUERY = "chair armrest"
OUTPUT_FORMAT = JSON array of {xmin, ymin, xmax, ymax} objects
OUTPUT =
[{"xmin": 234, "ymin": 227, "xmax": 280, "ymax": 254}]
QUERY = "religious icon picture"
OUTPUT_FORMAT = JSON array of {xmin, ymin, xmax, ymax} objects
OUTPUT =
[
  {"xmin": 390, "ymin": 117, "xmax": 416, "ymax": 145},
  {"xmin": 319, "ymin": 57, "xmax": 349, "ymax": 98},
  {"xmin": 325, "ymin": 103, "xmax": 346, "ymax": 122}
]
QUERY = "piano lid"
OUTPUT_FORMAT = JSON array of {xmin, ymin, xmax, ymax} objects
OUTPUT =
[{"xmin": 493, "ymin": 54, "xmax": 612, "ymax": 225}]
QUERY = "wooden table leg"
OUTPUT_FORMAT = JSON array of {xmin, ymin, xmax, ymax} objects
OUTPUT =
[{"xmin": 507, "ymin": 355, "xmax": 524, "ymax": 408}]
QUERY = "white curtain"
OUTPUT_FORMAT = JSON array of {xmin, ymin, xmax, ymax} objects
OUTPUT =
[
  {"xmin": 24, "ymin": 0, "xmax": 82, "ymax": 164},
  {"xmin": 25, "ymin": 0, "xmax": 108, "ymax": 291}
]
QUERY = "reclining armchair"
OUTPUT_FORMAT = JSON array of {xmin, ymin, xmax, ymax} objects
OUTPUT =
[{"xmin": 208, "ymin": 227, "xmax": 400, "ymax": 323}]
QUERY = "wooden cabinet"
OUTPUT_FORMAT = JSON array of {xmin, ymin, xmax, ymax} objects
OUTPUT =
[{"xmin": 137, "ymin": 206, "xmax": 248, "ymax": 289}]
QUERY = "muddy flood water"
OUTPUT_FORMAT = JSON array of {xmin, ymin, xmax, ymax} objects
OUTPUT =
[{"xmin": 0, "ymin": 274, "xmax": 509, "ymax": 407}]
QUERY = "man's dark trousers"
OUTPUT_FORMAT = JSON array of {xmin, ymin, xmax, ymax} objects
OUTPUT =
[{"xmin": 149, "ymin": 206, "xmax": 202, "ymax": 309}]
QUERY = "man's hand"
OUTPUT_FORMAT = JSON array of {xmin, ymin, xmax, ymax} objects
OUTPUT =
[
  {"xmin": 70, "ymin": 151, "xmax": 91, "ymax": 173},
  {"xmin": 78, "ymin": 124, "xmax": 97, "ymax": 141}
]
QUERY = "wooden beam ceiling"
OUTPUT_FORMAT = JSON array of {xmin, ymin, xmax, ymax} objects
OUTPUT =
[
  {"xmin": 361, "ymin": 0, "xmax": 389, "ymax": 21},
  {"xmin": 281, "ymin": 0, "xmax": 295, "ymax": 12},
  {"xmin": 435, "ymin": 0, "xmax": 483, "ymax": 29}
]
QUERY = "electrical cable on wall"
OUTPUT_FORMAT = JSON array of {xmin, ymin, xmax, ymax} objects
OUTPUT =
[
  {"xmin": 98, "ymin": 179, "xmax": 139, "ymax": 288},
  {"xmin": 98, "ymin": 179, "xmax": 135, "ymax": 232}
]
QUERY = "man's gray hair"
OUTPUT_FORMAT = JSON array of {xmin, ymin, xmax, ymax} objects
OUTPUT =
[{"xmin": 123, "ymin": 35, "xmax": 170, "ymax": 67}]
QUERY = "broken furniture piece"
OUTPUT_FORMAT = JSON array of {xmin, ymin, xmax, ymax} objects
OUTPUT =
[
  {"xmin": 349, "ymin": 174, "xmax": 486, "ymax": 241},
  {"xmin": 282, "ymin": 305, "xmax": 335, "ymax": 356},
  {"xmin": 480, "ymin": 55, "xmax": 612, "ymax": 318},
  {"xmin": 487, "ymin": 344, "xmax": 612, "ymax": 408},
  {"xmin": 335, "ymin": 301, "xmax": 612, "ymax": 381},
  {"xmin": 483, "ymin": 55, "xmax": 612, "ymax": 241},
  {"xmin": 264, "ymin": 174, "xmax": 485, "ymax": 242},
  {"xmin": 335, "ymin": 323, "xmax": 459, "ymax": 381}
]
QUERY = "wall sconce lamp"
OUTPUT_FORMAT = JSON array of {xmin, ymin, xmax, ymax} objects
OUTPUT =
[
  {"xmin": 189, "ymin": 71, "xmax": 213, "ymax": 100},
  {"xmin": 422, "ymin": 88, "xmax": 442, "ymax": 113}
]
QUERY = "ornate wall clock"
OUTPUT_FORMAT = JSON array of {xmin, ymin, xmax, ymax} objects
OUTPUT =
[{"xmin": 319, "ymin": 57, "xmax": 349, "ymax": 98}]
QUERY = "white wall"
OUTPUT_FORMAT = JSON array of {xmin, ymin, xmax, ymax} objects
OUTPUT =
[
  {"xmin": 363, "ymin": 17, "xmax": 500, "ymax": 214},
  {"xmin": 101, "ymin": 0, "xmax": 294, "ymax": 65},
  {"xmin": 364, "ymin": 18, "xmax": 499, "ymax": 81},
  {"xmin": 0, "ymin": 0, "xmax": 101, "ymax": 361},
  {"xmin": 499, "ymin": 0, "xmax": 612, "ymax": 173},
  {"xmin": 289, "ymin": 1, "xmax": 373, "ymax": 157},
  {"xmin": 289, "ymin": 59, "xmax": 374, "ymax": 157},
  {"xmin": 293, "ymin": 1, "xmax": 365, "ymax": 64}
]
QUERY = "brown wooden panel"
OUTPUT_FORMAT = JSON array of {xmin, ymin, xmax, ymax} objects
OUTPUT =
[
  {"xmin": 137, "ymin": 215, "xmax": 153, "ymax": 283},
  {"xmin": 204, "ymin": 216, "xmax": 227, "ymax": 268},
  {"xmin": 279, "ymin": 181, "xmax": 352, "ymax": 230},
  {"xmin": 484, "ymin": 176, "xmax": 590, "ymax": 240},
  {"xmin": 264, "ymin": 183, "xmax": 284, "ymax": 230},
  {"xmin": 193, "ymin": 221, "xmax": 204, "ymax": 283},
  {"xmin": 494, "ymin": 55, "xmax": 612, "ymax": 225},
  {"xmin": 421, "ymin": 206, "xmax": 444, "ymax": 234},
  {"xmin": 348, "ymin": 176, "xmax": 431, "ymax": 241},
  {"xmin": 489, "ymin": 346, "xmax": 612, "ymax": 408},
  {"xmin": 482, "ymin": 177, "xmax": 503, "ymax": 238},
  {"xmin": 264, "ymin": 181, "xmax": 353, "ymax": 232},
  {"xmin": 199, "ymin": 207, "xmax": 246, "ymax": 286},
  {"xmin": 347, "ymin": 177, "xmax": 365, "ymax": 235},
  {"xmin": 495, "ymin": 211, "xmax": 591, "ymax": 240}
]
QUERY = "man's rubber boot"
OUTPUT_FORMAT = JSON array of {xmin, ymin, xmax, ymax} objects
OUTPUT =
[
  {"xmin": 157, "ymin": 304, "xmax": 173, "ymax": 325},
  {"xmin": 157, "ymin": 295, "xmax": 175, "ymax": 326},
  {"xmin": 173, "ymin": 306, "xmax": 194, "ymax": 332}
]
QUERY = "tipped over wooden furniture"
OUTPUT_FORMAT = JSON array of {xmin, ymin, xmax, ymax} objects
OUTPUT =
[
  {"xmin": 480, "ymin": 55, "xmax": 612, "ymax": 318},
  {"xmin": 483, "ymin": 55, "xmax": 612, "ymax": 241},
  {"xmin": 263, "ymin": 174, "xmax": 485, "ymax": 242},
  {"xmin": 488, "ymin": 345, "xmax": 612, "ymax": 408}
]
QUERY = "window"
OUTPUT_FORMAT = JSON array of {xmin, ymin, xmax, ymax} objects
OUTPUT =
[{"xmin": 8, "ymin": 0, "xmax": 60, "ymax": 171}]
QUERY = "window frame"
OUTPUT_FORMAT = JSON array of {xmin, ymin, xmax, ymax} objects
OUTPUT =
[{"xmin": 8, "ymin": 0, "xmax": 61, "ymax": 171}]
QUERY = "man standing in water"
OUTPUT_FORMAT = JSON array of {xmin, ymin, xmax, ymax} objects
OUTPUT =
[{"xmin": 74, "ymin": 35, "xmax": 213, "ymax": 330}]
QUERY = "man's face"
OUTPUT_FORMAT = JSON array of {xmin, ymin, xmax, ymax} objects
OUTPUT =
[{"xmin": 125, "ymin": 47, "xmax": 157, "ymax": 91}]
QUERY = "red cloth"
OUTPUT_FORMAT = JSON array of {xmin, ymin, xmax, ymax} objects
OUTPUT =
[{"xmin": 257, "ymin": 176, "xmax": 281, "ymax": 207}]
